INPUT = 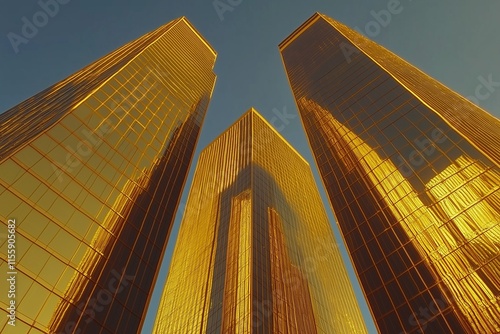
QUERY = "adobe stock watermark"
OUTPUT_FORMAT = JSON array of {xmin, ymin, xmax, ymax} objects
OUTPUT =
[
  {"xmin": 6, "ymin": 219, "xmax": 17, "ymax": 327},
  {"xmin": 341, "ymin": 0, "xmax": 409, "ymax": 63},
  {"xmin": 241, "ymin": 106, "xmax": 296, "ymax": 160},
  {"xmin": 7, "ymin": 0, "xmax": 72, "ymax": 54},
  {"xmin": 400, "ymin": 293, "xmax": 461, "ymax": 334},
  {"xmin": 213, "ymin": 0, "xmax": 243, "ymax": 21},
  {"xmin": 252, "ymin": 237, "xmax": 337, "ymax": 328},
  {"xmin": 396, "ymin": 128, "xmax": 447, "ymax": 177},
  {"xmin": 178, "ymin": 106, "xmax": 296, "ymax": 217},
  {"xmin": 177, "ymin": 184, "xmax": 216, "ymax": 220},
  {"xmin": 50, "ymin": 65, "xmax": 168, "ymax": 183},
  {"xmin": 466, "ymin": 74, "xmax": 500, "ymax": 105},
  {"xmin": 57, "ymin": 268, "xmax": 135, "ymax": 334},
  {"xmin": 269, "ymin": 106, "xmax": 296, "ymax": 132}
]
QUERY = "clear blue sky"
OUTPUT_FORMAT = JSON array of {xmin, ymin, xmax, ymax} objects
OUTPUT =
[{"xmin": 1, "ymin": 1, "xmax": 499, "ymax": 333}]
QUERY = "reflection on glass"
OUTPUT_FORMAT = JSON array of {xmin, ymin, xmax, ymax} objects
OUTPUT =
[
  {"xmin": 0, "ymin": 17, "xmax": 216, "ymax": 333},
  {"xmin": 153, "ymin": 109, "xmax": 368, "ymax": 333},
  {"xmin": 280, "ymin": 13, "xmax": 500, "ymax": 334}
]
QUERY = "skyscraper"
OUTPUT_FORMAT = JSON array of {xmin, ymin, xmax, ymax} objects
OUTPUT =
[
  {"xmin": 153, "ymin": 108, "xmax": 368, "ymax": 333},
  {"xmin": 280, "ymin": 13, "xmax": 500, "ymax": 334},
  {"xmin": 0, "ymin": 17, "xmax": 216, "ymax": 333}
]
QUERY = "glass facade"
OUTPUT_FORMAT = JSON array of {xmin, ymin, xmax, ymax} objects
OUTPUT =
[
  {"xmin": 0, "ymin": 17, "xmax": 216, "ymax": 333},
  {"xmin": 280, "ymin": 13, "xmax": 500, "ymax": 334},
  {"xmin": 153, "ymin": 109, "xmax": 368, "ymax": 333}
]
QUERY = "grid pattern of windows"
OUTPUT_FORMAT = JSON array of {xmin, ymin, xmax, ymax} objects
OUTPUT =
[
  {"xmin": 0, "ymin": 17, "xmax": 216, "ymax": 334},
  {"xmin": 153, "ymin": 109, "xmax": 368, "ymax": 333},
  {"xmin": 280, "ymin": 13, "xmax": 500, "ymax": 334}
]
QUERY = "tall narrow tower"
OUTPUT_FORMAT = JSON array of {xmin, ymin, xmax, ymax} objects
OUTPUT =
[
  {"xmin": 153, "ymin": 109, "xmax": 368, "ymax": 333},
  {"xmin": 280, "ymin": 13, "xmax": 500, "ymax": 334},
  {"xmin": 0, "ymin": 17, "xmax": 216, "ymax": 333}
]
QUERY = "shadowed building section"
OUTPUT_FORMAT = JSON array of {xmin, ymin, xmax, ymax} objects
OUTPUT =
[
  {"xmin": 153, "ymin": 109, "xmax": 368, "ymax": 333},
  {"xmin": 267, "ymin": 208, "xmax": 317, "ymax": 332},
  {"xmin": 0, "ymin": 17, "xmax": 216, "ymax": 333},
  {"xmin": 280, "ymin": 12, "xmax": 500, "ymax": 334}
]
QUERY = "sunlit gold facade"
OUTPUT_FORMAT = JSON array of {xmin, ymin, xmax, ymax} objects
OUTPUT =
[
  {"xmin": 0, "ymin": 17, "xmax": 216, "ymax": 333},
  {"xmin": 153, "ymin": 109, "xmax": 368, "ymax": 333},
  {"xmin": 280, "ymin": 13, "xmax": 500, "ymax": 334}
]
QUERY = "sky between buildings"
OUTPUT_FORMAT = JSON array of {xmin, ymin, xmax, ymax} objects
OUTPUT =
[{"xmin": 1, "ymin": 0, "xmax": 499, "ymax": 333}]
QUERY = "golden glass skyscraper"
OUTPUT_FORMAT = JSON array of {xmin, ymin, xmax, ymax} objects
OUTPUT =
[
  {"xmin": 0, "ymin": 17, "xmax": 216, "ymax": 333},
  {"xmin": 280, "ymin": 13, "xmax": 500, "ymax": 334},
  {"xmin": 153, "ymin": 108, "xmax": 368, "ymax": 333}
]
